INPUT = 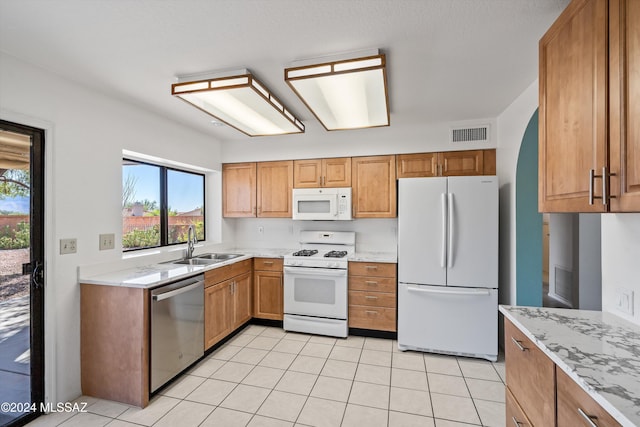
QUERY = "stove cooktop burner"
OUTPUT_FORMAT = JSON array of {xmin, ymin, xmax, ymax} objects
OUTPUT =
[
  {"xmin": 292, "ymin": 249, "xmax": 318, "ymax": 257},
  {"xmin": 324, "ymin": 250, "xmax": 347, "ymax": 258}
]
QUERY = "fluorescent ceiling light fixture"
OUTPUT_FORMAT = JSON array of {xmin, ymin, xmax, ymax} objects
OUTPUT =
[
  {"xmin": 172, "ymin": 71, "xmax": 304, "ymax": 137},
  {"xmin": 285, "ymin": 52, "xmax": 389, "ymax": 131}
]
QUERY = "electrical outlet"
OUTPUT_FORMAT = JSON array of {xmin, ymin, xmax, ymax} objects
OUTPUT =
[
  {"xmin": 60, "ymin": 238, "xmax": 77, "ymax": 255},
  {"xmin": 615, "ymin": 288, "xmax": 634, "ymax": 316},
  {"xmin": 99, "ymin": 233, "xmax": 115, "ymax": 250}
]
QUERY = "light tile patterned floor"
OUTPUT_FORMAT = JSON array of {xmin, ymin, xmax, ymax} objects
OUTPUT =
[{"xmin": 27, "ymin": 325, "xmax": 506, "ymax": 427}]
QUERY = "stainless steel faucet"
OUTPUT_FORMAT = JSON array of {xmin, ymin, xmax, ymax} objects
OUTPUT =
[{"xmin": 186, "ymin": 225, "xmax": 197, "ymax": 259}]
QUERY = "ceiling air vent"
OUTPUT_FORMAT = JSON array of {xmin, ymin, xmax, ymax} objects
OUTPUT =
[{"xmin": 450, "ymin": 124, "xmax": 490, "ymax": 143}]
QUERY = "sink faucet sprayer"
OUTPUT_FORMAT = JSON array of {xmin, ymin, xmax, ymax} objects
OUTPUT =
[{"xmin": 187, "ymin": 225, "xmax": 197, "ymax": 259}]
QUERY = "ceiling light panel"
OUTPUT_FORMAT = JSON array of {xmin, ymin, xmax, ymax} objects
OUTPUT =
[
  {"xmin": 285, "ymin": 53, "xmax": 389, "ymax": 131},
  {"xmin": 172, "ymin": 73, "xmax": 304, "ymax": 137}
]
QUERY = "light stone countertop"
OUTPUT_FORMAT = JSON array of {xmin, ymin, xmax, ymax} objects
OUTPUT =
[
  {"xmin": 80, "ymin": 248, "xmax": 396, "ymax": 289},
  {"xmin": 500, "ymin": 305, "xmax": 640, "ymax": 427}
]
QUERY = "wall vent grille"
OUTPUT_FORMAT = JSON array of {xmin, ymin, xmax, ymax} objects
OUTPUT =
[
  {"xmin": 554, "ymin": 266, "xmax": 573, "ymax": 302},
  {"xmin": 450, "ymin": 125, "xmax": 490, "ymax": 143}
]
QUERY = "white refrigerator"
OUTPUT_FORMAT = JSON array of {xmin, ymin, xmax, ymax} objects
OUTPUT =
[{"xmin": 397, "ymin": 176, "xmax": 498, "ymax": 361}]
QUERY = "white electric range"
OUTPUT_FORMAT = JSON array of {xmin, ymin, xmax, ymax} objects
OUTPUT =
[{"xmin": 283, "ymin": 231, "xmax": 355, "ymax": 338}]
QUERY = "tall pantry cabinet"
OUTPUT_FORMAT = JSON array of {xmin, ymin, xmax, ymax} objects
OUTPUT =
[{"xmin": 539, "ymin": 0, "xmax": 640, "ymax": 212}]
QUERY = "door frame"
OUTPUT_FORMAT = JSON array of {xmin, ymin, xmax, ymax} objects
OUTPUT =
[
  {"xmin": 0, "ymin": 111, "xmax": 56, "ymax": 419},
  {"xmin": 0, "ymin": 119, "xmax": 44, "ymax": 425}
]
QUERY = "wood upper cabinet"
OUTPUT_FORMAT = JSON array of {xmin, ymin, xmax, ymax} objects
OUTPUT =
[
  {"xmin": 539, "ymin": 0, "xmax": 640, "ymax": 212},
  {"xmin": 222, "ymin": 163, "xmax": 257, "ymax": 217},
  {"xmin": 352, "ymin": 155, "xmax": 397, "ymax": 218},
  {"xmin": 253, "ymin": 258, "xmax": 284, "ymax": 320},
  {"xmin": 294, "ymin": 157, "xmax": 351, "ymax": 188},
  {"xmin": 609, "ymin": 0, "xmax": 640, "ymax": 211},
  {"xmin": 257, "ymin": 160, "xmax": 293, "ymax": 217},
  {"xmin": 396, "ymin": 150, "xmax": 494, "ymax": 178}
]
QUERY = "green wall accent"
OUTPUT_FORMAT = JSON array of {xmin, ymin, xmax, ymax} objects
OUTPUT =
[{"xmin": 515, "ymin": 110, "xmax": 543, "ymax": 306}]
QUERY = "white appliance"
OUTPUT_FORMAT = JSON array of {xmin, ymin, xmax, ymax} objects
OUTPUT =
[
  {"xmin": 397, "ymin": 176, "xmax": 499, "ymax": 361},
  {"xmin": 292, "ymin": 187, "xmax": 352, "ymax": 221},
  {"xmin": 283, "ymin": 231, "xmax": 355, "ymax": 337}
]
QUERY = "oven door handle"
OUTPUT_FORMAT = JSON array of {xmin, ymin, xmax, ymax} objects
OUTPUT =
[{"xmin": 284, "ymin": 267, "xmax": 347, "ymax": 277}]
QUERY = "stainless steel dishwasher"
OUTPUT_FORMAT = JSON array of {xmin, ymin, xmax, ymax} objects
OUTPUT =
[{"xmin": 150, "ymin": 274, "xmax": 204, "ymax": 392}]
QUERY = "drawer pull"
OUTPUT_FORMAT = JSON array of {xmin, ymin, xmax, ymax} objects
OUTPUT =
[
  {"xmin": 578, "ymin": 408, "xmax": 599, "ymax": 427},
  {"xmin": 365, "ymin": 310, "xmax": 378, "ymax": 316},
  {"xmin": 511, "ymin": 417, "xmax": 523, "ymax": 427},
  {"xmin": 511, "ymin": 337, "xmax": 528, "ymax": 352},
  {"xmin": 263, "ymin": 261, "xmax": 274, "ymax": 265},
  {"xmin": 365, "ymin": 265, "xmax": 378, "ymax": 270},
  {"xmin": 365, "ymin": 296, "xmax": 378, "ymax": 300},
  {"xmin": 365, "ymin": 281, "xmax": 378, "ymax": 285}
]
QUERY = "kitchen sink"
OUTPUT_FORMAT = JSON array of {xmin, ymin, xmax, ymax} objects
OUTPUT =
[
  {"xmin": 196, "ymin": 253, "xmax": 243, "ymax": 261},
  {"xmin": 170, "ymin": 258, "xmax": 219, "ymax": 266}
]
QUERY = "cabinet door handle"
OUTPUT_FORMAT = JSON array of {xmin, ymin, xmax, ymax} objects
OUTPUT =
[
  {"xmin": 578, "ymin": 408, "xmax": 599, "ymax": 427},
  {"xmin": 511, "ymin": 416, "xmax": 523, "ymax": 427},
  {"xmin": 511, "ymin": 337, "xmax": 527, "ymax": 352},
  {"xmin": 589, "ymin": 169, "xmax": 596, "ymax": 205},
  {"xmin": 365, "ymin": 310, "xmax": 378, "ymax": 316},
  {"xmin": 365, "ymin": 281, "xmax": 378, "ymax": 285},
  {"xmin": 365, "ymin": 296, "xmax": 378, "ymax": 300}
]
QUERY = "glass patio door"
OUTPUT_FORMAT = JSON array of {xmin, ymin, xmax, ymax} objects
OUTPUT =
[{"xmin": 0, "ymin": 120, "xmax": 44, "ymax": 426}]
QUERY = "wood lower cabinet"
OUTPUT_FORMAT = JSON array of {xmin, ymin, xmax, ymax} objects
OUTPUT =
[
  {"xmin": 81, "ymin": 284, "xmax": 149, "ymax": 407},
  {"xmin": 294, "ymin": 157, "xmax": 351, "ymax": 188},
  {"xmin": 257, "ymin": 160, "xmax": 293, "ymax": 217},
  {"xmin": 396, "ymin": 149, "xmax": 494, "ymax": 178},
  {"xmin": 253, "ymin": 258, "xmax": 284, "ymax": 320},
  {"xmin": 348, "ymin": 261, "xmax": 397, "ymax": 332},
  {"xmin": 506, "ymin": 387, "xmax": 533, "ymax": 427},
  {"xmin": 222, "ymin": 162, "xmax": 257, "ymax": 217},
  {"xmin": 352, "ymin": 155, "xmax": 397, "ymax": 218},
  {"xmin": 557, "ymin": 368, "xmax": 621, "ymax": 427},
  {"xmin": 204, "ymin": 259, "xmax": 252, "ymax": 349},
  {"xmin": 505, "ymin": 318, "xmax": 556, "ymax": 427}
]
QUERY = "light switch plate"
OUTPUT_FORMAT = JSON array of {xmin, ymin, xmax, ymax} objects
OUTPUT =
[
  {"xmin": 60, "ymin": 238, "xmax": 77, "ymax": 255},
  {"xmin": 99, "ymin": 233, "xmax": 115, "ymax": 250},
  {"xmin": 615, "ymin": 288, "xmax": 634, "ymax": 316}
]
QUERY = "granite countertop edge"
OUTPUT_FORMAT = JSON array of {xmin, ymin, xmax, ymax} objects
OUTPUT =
[
  {"xmin": 499, "ymin": 305, "xmax": 639, "ymax": 427},
  {"xmin": 80, "ymin": 249, "xmax": 397, "ymax": 288}
]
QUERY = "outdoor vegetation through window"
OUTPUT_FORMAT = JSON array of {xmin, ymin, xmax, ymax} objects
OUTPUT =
[{"xmin": 122, "ymin": 159, "xmax": 205, "ymax": 251}]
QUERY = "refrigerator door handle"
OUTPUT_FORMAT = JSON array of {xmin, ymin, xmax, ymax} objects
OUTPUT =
[
  {"xmin": 407, "ymin": 285, "xmax": 490, "ymax": 296},
  {"xmin": 447, "ymin": 192, "xmax": 454, "ymax": 268},
  {"xmin": 441, "ymin": 193, "xmax": 447, "ymax": 268}
]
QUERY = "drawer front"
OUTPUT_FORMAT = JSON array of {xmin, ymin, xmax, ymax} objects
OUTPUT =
[
  {"xmin": 254, "ymin": 257, "xmax": 283, "ymax": 272},
  {"xmin": 506, "ymin": 386, "xmax": 533, "ymax": 427},
  {"xmin": 557, "ymin": 368, "xmax": 621, "ymax": 427},
  {"xmin": 205, "ymin": 259, "xmax": 252, "ymax": 286},
  {"xmin": 505, "ymin": 319, "xmax": 556, "ymax": 427},
  {"xmin": 348, "ymin": 290, "xmax": 396, "ymax": 308},
  {"xmin": 349, "ymin": 261, "xmax": 396, "ymax": 278},
  {"xmin": 349, "ymin": 305, "xmax": 396, "ymax": 331},
  {"xmin": 348, "ymin": 276, "xmax": 396, "ymax": 293}
]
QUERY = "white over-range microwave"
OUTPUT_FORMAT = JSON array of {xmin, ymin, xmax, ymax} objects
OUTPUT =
[{"xmin": 292, "ymin": 187, "xmax": 352, "ymax": 220}]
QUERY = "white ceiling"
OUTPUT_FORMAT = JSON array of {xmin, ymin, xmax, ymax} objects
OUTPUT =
[{"xmin": 0, "ymin": 0, "xmax": 568, "ymax": 143}]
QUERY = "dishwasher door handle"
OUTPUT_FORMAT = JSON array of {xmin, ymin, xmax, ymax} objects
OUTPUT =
[{"xmin": 152, "ymin": 281, "xmax": 203, "ymax": 301}]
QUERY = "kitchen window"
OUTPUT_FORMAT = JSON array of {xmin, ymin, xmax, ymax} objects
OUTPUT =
[{"xmin": 122, "ymin": 159, "xmax": 205, "ymax": 251}]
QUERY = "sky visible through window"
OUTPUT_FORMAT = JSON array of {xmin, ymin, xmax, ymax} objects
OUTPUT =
[{"xmin": 124, "ymin": 163, "xmax": 203, "ymax": 213}]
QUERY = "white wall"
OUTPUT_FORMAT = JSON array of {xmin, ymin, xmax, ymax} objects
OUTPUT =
[
  {"xmin": 495, "ymin": 80, "xmax": 539, "ymax": 305},
  {"xmin": 601, "ymin": 214, "xmax": 640, "ymax": 325},
  {"xmin": 230, "ymin": 217, "xmax": 398, "ymax": 253},
  {"xmin": 578, "ymin": 214, "xmax": 601, "ymax": 310},
  {"xmin": 549, "ymin": 213, "xmax": 575, "ymax": 305},
  {"xmin": 0, "ymin": 53, "xmax": 225, "ymax": 404}
]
